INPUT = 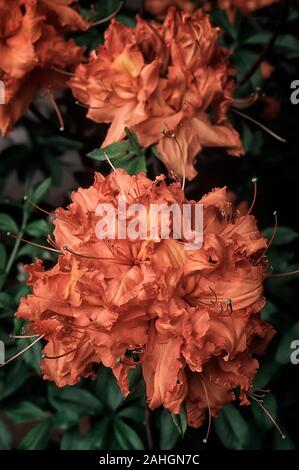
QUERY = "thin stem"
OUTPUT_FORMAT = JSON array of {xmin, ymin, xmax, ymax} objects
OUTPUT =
[
  {"xmin": 237, "ymin": 0, "xmax": 290, "ymax": 88},
  {"xmin": 90, "ymin": 2, "xmax": 124, "ymax": 26},
  {"xmin": 0, "ymin": 181, "xmax": 31, "ymax": 291}
]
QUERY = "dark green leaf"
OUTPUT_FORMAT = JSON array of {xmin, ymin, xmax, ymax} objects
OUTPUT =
[
  {"xmin": 48, "ymin": 385, "xmax": 103, "ymax": 416},
  {"xmin": 17, "ymin": 337, "xmax": 42, "ymax": 375},
  {"xmin": 252, "ymin": 394, "xmax": 278, "ymax": 430},
  {"xmin": 171, "ymin": 403, "xmax": 188, "ymax": 436},
  {"xmin": 18, "ymin": 419, "xmax": 53, "ymax": 450},
  {"xmin": 0, "ymin": 361, "xmax": 29, "ymax": 400},
  {"xmin": 253, "ymin": 360, "xmax": 279, "ymax": 390},
  {"xmin": 0, "ymin": 420, "xmax": 12, "ymax": 450},
  {"xmin": 263, "ymin": 226, "xmax": 298, "ymax": 246},
  {"xmin": 61, "ymin": 418, "xmax": 110, "ymax": 450},
  {"xmin": 118, "ymin": 405, "xmax": 144, "ymax": 423},
  {"xmin": 31, "ymin": 178, "xmax": 52, "ymax": 204},
  {"xmin": 25, "ymin": 219, "xmax": 51, "ymax": 237},
  {"xmin": 0, "ymin": 244, "xmax": 7, "ymax": 270},
  {"xmin": 3, "ymin": 401, "xmax": 48, "ymax": 423},
  {"xmin": 0, "ymin": 214, "xmax": 18, "ymax": 234},
  {"xmin": 114, "ymin": 418, "xmax": 144, "ymax": 450},
  {"xmin": 160, "ymin": 409, "xmax": 180, "ymax": 450},
  {"xmin": 214, "ymin": 404, "xmax": 252, "ymax": 450}
]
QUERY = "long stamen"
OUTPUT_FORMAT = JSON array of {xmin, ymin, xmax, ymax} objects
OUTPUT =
[
  {"xmin": 51, "ymin": 66, "xmax": 74, "ymax": 77},
  {"xmin": 103, "ymin": 151, "xmax": 137, "ymax": 199},
  {"xmin": 269, "ymin": 269, "xmax": 299, "ymax": 278},
  {"xmin": 45, "ymin": 90, "xmax": 65, "ymax": 131},
  {"xmin": 208, "ymin": 286, "xmax": 218, "ymax": 307},
  {"xmin": 24, "ymin": 195, "xmax": 51, "ymax": 216},
  {"xmin": 42, "ymin": 347, "xmax": 77, "ymax": 360},
  {"xmin": 6, "ymin": 232, "xmax": 62, "ymax": 254},
  {"xmin": 247, "ymin": 178, "xmax": 258, "ymax": 215},
  {"xmin": 10, "ymin": 334, "xmax": 39, "ymax": 339},
  {"xmin": 201, "ymin": 379, "xmax": 212, "ymax": 444},
  {"xmin": 232, "ymin": 88, "xmax": 262, "ymax": 109},
  {"xmin": 266, "ymin": 211, "xmax": 278, "ymax": 252},
  {"xmin": 256, "ymin": 211, "xmax": 278, "ymax": 265},
  {"xmin": 75, "ymin": 101, "xmax": 102, "ymax": 110},
  {"xmin": 231, "ymin": 108, "xmax": 286, "ymax": 143},
  {"xmin": 0, "ymin": 335, "xmax": 45, "ymax": 367},
  {"xmin": 248, "ymin": 393, "xmax": 286, "ymax": 439},
  {"xmin": 63, "ymin": 245, "xmax": 132, "ymax": 265},
  {"xmin": 104, "ymin": 151, "xmax": 119, "ymax": 175},
  {"xmin": 90, "ymin": 2, "xmax": 124, "ymax": 27}
]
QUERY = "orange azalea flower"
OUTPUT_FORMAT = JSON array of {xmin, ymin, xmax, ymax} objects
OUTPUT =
[
  {"xmin": 39, "ymin": 0, "xmax": 90, "ymax": 31},
  {"xmin": 0, "ymin": 0, "xmax": 87, "ymax": 135},
  {"xmin": 70, "ymin": 7, "xmax": 244, "ymax": 182},
  {"xmin": 15, "ymin": 170, "xmax": 274, "ymax": 427}
]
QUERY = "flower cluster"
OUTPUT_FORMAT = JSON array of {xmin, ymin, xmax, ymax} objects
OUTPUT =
[
  {"xmin": 16, "ymin": 170, "xmax": 274, "ymax": 427},
  {"xmin": 0, "ymin": 0, "xmax": 88, "ymax": 135},
  {"xmin": 70, "ymin": 7, "xmax": 243, "ymax": 182}
]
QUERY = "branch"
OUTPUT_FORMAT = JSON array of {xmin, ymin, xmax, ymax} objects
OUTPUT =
[{"xmin": 237, "ymin": 0, "xmax": 290, "ymax": 89}]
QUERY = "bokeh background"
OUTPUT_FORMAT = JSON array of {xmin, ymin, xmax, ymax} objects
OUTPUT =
[{"xmin": 0, "ymin": 0, "xmax": 299, "ymax": 450}]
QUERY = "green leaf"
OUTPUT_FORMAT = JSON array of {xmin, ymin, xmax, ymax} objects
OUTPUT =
[
  {"xmin": 61, "ymin": 418, "xmax": 110, "ymax": 450},
  {"xmin": 0, "ymin": 420, "xmax": 12, "ymax": 450},
  {"xmin": 88, "ymin": 130, "xmax": 147, "ymax": 175},
  {"xmin": 171, "ymin": 403, "xmax": 188, "ymax": 436},
  {"xmin": 54, "ymin": 409, "xmax": 79, "ymax": 430},
  {"xmin": 252, "ymin": 394, "xmax": 278, "ymax": 430},
  {"xmin": 3, "ymin": 401, "xmax": 48, "ymax": 423},
  {"xmin": 211, "ymin": 9, "xmax": 237, "ymax": 40},
  {"xmin": 273, "ymin": 432, "xmax": 295, "ymax": 450},
  {"xmin": 31, "ymin": 178, "xmax": 52, "ymax": 204},
  {"xmin": 0, "ymin": 213, "xmax": 19, "ymax": 234},
  {"xmin": 95, "ymin": 366, "xmax": 124, "ymax": 411},
  {"xmin": 160, "ymin": 409, "xmax": 180, "ymax": 450},
  {"xmin": 0, "ymin": 244, "xmax": 7, "ymax": 270},
  {"xmin": 242, "ymin": 32, "xmax": 272, "ymax": 46},
  {"xmin": 261, "ymin": 301, "xmax": 279, "ymax": 323},
  {"xmin": 25, "ymin": 219, "xmax": 51, "ymax": 237},
  {"xmin": 253, "ymin": 360, "xmax": 279, "ymax": 390},
  {"xmin": 0, "ymin": 292, "xmax": 12, "ymax": 309},
  {"xmin": 18, "ymin": 419, "xmax": 53, "ymax": 450},
  {"xmin": 262, "ymin": 226, "xmax": 298, "ymax": 246},
  {"xmin": 274, "ymin": 34, "xmax": 299, "ymax": 59},
  {"xmin": 48, "ymin": 385, "xmax": 103, "ymax": 416},
  {"xmin": 114, "ymin": 418, "xmax": 145, "ymax": 450},
  {"xmin": 17, "ymin": 337, "xmax": 42, "ymax": 375},
  {"xmin": 118, "ymin": 405, "xmax": 144, "ymax": 423},
  {"xmin": 0, "ymin": 361, "xmax": 29, "ymax": 400},
  {"xmin": 88, "ymin": 142, "xmax": 130, "ymax": 162},
  {"xmin": 214, "ymin": 404, "xmax": 252, "ymax": 450}
]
